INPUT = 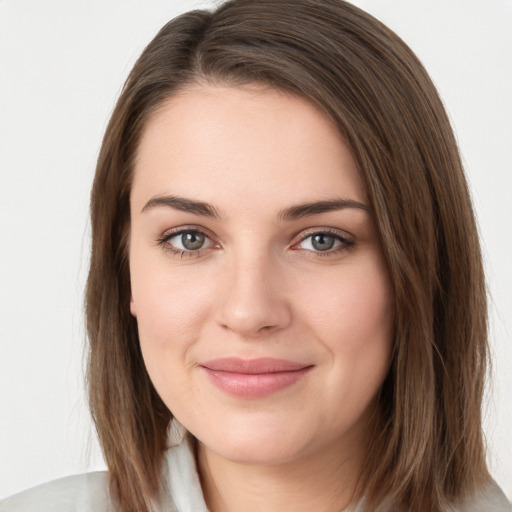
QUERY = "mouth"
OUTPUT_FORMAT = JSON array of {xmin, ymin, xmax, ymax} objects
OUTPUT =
[{"xmin": 199, "ymin": 358, "xmax": 314, "ymax": 399}]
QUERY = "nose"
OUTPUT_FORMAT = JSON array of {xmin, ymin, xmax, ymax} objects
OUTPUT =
[{"xmin": 216, "ymin": 252, "xmax": 292, "ymax": 338}]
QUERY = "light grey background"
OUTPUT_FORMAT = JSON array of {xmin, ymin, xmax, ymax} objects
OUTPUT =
[{"xmin": 0, "ymin": 0, "xmax": 510, "ymax": 500}]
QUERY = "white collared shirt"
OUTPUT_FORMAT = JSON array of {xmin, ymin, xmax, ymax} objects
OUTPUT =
[{"xmin": 1, "ymin": 427, "xmax": 509, "ymax": 512}]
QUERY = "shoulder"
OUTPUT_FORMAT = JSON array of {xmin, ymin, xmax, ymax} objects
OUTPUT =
[
  {"xmin": 0, "ymin": 428, "xmax": 206, "ymax": 512},
  {"xmin": 455, "ymin": 479, "xmax": 511, "ymax": 512},
  {"xmin": 0, "ymin": 471, "xmax": 114, "ymax": 512}
]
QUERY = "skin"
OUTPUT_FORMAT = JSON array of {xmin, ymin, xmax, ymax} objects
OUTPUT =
[{"xmin": 129, "ymin": 84, "xmax": 394, "ymax": 512}]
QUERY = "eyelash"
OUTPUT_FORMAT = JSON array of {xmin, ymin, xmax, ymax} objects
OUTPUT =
[
  {"xmin": 157, "ymin": 226, "xmax": 217, "ymax": 258},
  {"xmin": 292, "ymin": 228, "xmax": 355, "ymax": 256},
  {"xmin": 156, "ymin": 227, "xmax": 355, "ymax": 258}
]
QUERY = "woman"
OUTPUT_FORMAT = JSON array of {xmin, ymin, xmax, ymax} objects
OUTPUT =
[{"xmin": 1, "ymin": 0, "xmax": 510, "ymax": 511}]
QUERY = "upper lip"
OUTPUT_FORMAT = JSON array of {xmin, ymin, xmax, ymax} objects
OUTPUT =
[{"xmin": 200, "ymin": 358, "xmax": 312, "ymax": 374}]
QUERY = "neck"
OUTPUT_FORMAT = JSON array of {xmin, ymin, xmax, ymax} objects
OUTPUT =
[{"xmin": 196, "ymin": 435, "xmax": 365, "ymax": 512}]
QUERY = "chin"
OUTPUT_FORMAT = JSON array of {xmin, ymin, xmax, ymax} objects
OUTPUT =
[
  {"xmin": 191, "ymin": 412, "xmax": 321, "ymax": 466},
  {"xmin": 208, "ymin": 437, "xmax": 305, "ymax": 466}
]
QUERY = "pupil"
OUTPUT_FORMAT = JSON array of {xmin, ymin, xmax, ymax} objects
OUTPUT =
[
  {"xmin": 182, "ymin": 232, "xmax": 205, "ymax": 250},
  {"xmin": 312, "ymin": 234, "xmax": 335, "ymax": 251}
]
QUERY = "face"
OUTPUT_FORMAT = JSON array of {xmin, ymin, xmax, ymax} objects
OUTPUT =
[{"xmin": 129, "ymin": 85, "xmax": 394, "ymax": 467}]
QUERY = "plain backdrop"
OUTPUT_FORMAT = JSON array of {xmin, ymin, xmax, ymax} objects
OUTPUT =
[{"xmin": 0, "ymin": 0, "xmax": 511, "ymax": 500}]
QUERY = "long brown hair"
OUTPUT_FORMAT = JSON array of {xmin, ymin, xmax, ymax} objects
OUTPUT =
[{"xmin": 86, "ymin": 1, "xmax": 489, "ymax": 510}]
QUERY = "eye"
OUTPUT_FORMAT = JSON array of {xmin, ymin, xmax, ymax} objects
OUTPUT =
[
  {"xmin": 293, "ymin": 229, "xmax": 354, "ymax": 254},
  {"xmin": 173, "ymin": 231, "xmax": 208, "ymax": 251},
  {"xmin": 158, "ymin": 228, "xmax": 217, "ymax": 256}
]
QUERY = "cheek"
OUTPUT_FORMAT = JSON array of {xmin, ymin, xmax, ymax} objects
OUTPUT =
[
  {"xmin": 299, "ymin": 255, "xmax": 394, "ymax": 384},
  {"xmin": 302, "ymin": 259, "xmax": 393, "ymax": 341},
  {"xmin": 129, "ymin": 249, "xmax": 216, "ymax": 385},
  {"xmin": 340, "ymin": 270, "xmax": 393, "ymax": 345},
  {"xmin": 299, "ymin": 262, "xmax": 393, "ymax": 435},
  {"xmin": 132, "ymin": 278, "xmax": 212, "ymax": 410},
  {"xmin": 131, "ymin": 245, "xmax": 214, "ymax": 336}
]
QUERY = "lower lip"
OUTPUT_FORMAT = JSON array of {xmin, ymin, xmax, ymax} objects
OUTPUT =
[{"xmin": 201, "ymin": 367, "xmax": 312, "ymax": 399}]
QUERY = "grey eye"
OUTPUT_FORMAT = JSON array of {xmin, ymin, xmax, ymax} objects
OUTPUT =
[
  {"xmin": 181, "ymin": 231, "xmax": 206, "ymax": 251},
  {"xmin": 296, "ymin": 231, "xmax": 350, "ymax": 253},
  {"xmin": 310, "ymin": 233, "xmax": 335, "ymax": 251},
  {"xmin": 165, "ymin": 230, "xmax": 213, "ymax": 252}
]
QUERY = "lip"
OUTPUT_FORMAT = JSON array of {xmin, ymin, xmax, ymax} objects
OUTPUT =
[{"xmin": 199, "ymin": 358, "xmax": 313, "ymax": 399}]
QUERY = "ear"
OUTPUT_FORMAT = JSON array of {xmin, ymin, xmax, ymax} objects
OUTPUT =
[{"xmin": 130, "ymin": 293, "xmax": 137, "ymax": 317}]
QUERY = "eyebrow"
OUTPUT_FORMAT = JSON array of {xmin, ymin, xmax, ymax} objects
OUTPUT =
[
  {"xmin": 141, "ymin": 194, "xmax": 370, "ymax": 220},
  {"xmin": 278, "ymin": 198, "xmax": 370, "ymax": 221},
  {"xmin": 142, "ymin": 195, "xmax": 221, "ymax": 219}
]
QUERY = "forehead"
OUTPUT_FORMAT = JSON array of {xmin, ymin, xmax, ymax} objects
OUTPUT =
[{"xmin": 131, "ymin": 85, "xmax": 365, "ymax": 211}]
